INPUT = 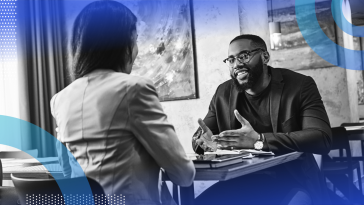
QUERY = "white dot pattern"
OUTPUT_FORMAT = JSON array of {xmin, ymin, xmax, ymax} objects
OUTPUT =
[
  {"xmin": 25, "ymin": 194, "xmax": 126, "ymax": 205},
  {"xmin": 0, "ymin": 0, "xmax": 17, "ymax": 116}
]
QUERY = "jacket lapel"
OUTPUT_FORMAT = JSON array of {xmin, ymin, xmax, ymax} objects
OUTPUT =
[
  {"xmin": 269, "ymin": 67, "xmax": 284, "ymax": 133},
  {"xmin": 229, "ymin": 82, "xmax": 239, "ymax": 130}
]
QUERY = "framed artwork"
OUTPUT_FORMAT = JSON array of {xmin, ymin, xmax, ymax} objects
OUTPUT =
[
  {"xmin": 124, "ymin": 0, "xmax": 198, "ymax": 101},
  {"xmin": 267, "ymin": 0, "xmax": 338, "ymax": 70}
]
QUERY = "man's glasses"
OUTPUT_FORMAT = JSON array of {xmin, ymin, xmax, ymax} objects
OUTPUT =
[{"xmin": 223, "ymin": 48, "xmax": 265, "ymax": 67}]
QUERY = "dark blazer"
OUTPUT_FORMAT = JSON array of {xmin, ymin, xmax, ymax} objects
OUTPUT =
[{"xmin": 193, "ymin": 67, "xmax": 332, "ymax": 204}]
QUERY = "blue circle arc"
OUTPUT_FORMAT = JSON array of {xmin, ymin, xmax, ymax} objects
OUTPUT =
[
  {"xmin": 295, "ymin": 0, "xmax": 364, "ymax": 70},
  {"xmin": 331, "ymin": 0, "xmax": 364, "ymax": 37},
  {"xmin": 0, "ymin": 115, "xmax": 95, "ymax": 205}
]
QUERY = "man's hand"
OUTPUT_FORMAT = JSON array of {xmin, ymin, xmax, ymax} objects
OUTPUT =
[
  {"xmin": 214, "ymin": 110, "xmax": 260, "ymax": 149},
  {"xmin": 195, "ymin": 118, "xmax": 217, "ymax": 151}
]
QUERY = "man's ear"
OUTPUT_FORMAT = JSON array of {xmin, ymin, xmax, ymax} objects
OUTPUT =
[{"xmin": 262, "ymin": 51, "xmax": 270, "ymax": 65}]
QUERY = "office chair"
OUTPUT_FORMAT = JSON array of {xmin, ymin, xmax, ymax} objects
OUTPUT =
[
  {"xmin": 340, "ymin": 122, "xmax": 364, "ymax": 173},
  {"xmin": 0, "ymin": 149, "xmax": 38, "ymax": 185},
  {"xmin": 322, "ymin": 127, "xmax": 363, "ymax": 202},
  {"xmin": 0, "ymin": 159, "xmax": 19, "ymax": 205},
  {"xmin": 0, "ymin": 149, "xmax": 39, "ymax": 205},
  {"xmin": 11, "ymin": 174, "xmax": 106, "ymax": 205},
  {"xmin": 0, "ymin": 149, "xmax": 38, "ymax": 159}
]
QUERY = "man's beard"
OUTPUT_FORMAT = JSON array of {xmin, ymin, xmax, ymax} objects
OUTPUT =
[{"xmin": 231, "ymin": 60, "xmax": 263, "ymax": 93}]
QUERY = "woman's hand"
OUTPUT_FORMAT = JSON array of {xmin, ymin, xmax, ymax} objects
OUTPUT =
[{"xmin": 195, "ymin": 118, "xmax": 217, "ymax": 152}]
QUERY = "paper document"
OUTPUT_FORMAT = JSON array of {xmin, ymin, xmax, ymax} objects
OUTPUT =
[
  {"xmin": 205, "ymin": 149, "xmax": 274, "ymax": 156},
  {"xmin": 241, "ymin": 149, "xmax": 274, "ymax": 156}
]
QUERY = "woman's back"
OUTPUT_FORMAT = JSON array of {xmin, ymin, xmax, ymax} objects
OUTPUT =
[{"xmin": 51, "ymin": 69, "xmax": 195, "ymax": 204}]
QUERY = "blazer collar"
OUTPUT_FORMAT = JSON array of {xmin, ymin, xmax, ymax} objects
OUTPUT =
[
  {"xmin": 84, "ymin": 68, "xmax": 116, "ymax": 77},
  {"xmin": 229, "ymin": 82, "xmax": 239, "ymax": 130},
  {"xmin": 229, "ymin": 66, "xmax": 284, "ymax": 133},
  {"xmin": 269, "ymin": 66, "xmax": 284, "ymax": 133}
]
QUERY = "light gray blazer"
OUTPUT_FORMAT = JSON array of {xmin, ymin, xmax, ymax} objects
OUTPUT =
[{"xmin": 50, "ymin": 69, "xmax": 195, "ymax": 205}]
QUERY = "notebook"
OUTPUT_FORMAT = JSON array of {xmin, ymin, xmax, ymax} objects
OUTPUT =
[{"xmin": 191, "ymin": 153, "xmax": 253, "ymax": 168}]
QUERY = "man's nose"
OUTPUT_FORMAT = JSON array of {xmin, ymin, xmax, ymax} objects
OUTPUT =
[{"xmin": 232, "ymin": 59, "xmax": 244, "ymax": 69}]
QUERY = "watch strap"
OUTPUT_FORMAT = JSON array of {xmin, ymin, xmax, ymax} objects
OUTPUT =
[{"xmin": 260, "ymin": 133, "xmax": 265, "ymax": 142}]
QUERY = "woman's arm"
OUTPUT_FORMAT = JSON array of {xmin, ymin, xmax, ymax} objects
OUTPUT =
[
  {"xmin": 128, "ymin": 78, "xmax": 195, "ymax": 187},
  {"xmin": 51, "ymin": 94, "xmax": 72, "ymax": 178}
]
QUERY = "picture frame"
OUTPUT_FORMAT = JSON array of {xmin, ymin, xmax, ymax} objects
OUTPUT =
[{"xmin": 125, "ymin": 0, "xmax": 199, "ymax": 101}]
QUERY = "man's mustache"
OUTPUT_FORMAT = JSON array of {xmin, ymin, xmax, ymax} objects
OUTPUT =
[{"xmin": 234, "ymin": 66, "xmax": 250, "ymax": 77}]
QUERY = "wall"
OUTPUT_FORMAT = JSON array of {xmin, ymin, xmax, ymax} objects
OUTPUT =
[{"xmin": 298, "ymin": 68, "xmax": 351, "ymax": 126}]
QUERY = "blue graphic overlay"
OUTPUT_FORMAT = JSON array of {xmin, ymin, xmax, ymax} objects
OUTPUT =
[
  {"xmin": 295, "ymin": 0, "xmax": 364, "ymax": 70},
  {"xmin": 0, "ymin": 115, "xmax": 96, "ymax": 205},
  {"xmin": 331, "ymin": 0, "xmax": 364, "ymax": 37}
]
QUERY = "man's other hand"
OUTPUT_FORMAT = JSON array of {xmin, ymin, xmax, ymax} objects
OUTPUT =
[{"xmin": 215, "ymin": 110, "xmax": 260, "ymax": 149}]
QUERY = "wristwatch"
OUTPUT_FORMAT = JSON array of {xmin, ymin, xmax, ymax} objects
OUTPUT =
[{"xmin": 254, "ymin": 133, "xmax": 264, "ymax": 151}]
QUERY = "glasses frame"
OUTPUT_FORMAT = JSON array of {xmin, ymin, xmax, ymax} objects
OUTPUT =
[{"xmin": 223, "ymin": 48, "xmax": 266, "ymax": 67}]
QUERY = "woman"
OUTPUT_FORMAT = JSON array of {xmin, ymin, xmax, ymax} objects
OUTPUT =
[{"xmin": 50, "ymin": 1, "xmax": 195, "ymax": 204}]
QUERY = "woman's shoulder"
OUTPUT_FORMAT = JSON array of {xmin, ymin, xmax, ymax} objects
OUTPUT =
[
  {"xmin": 50, "ymin": 73, "xmax": 155, "ymax": 104},
  {"xmin": 109, "ymin": 73, "xmax": 155, "ymax": 90}
]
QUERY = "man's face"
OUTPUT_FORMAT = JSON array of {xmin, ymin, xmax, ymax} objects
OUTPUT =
[{"xmin": 228, "ymin": 39, "xmax": 264, "ymax": 92}]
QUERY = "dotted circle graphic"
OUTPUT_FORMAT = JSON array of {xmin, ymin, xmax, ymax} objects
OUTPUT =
[{"xmin": 26, "ymin": 194, "xmax": 125, "ymax": 205}]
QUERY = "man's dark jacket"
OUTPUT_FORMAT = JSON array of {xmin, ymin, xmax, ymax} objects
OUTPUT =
[{"xmin": 192, "ymin": 67, "xmax": 332, "ymax": 204}]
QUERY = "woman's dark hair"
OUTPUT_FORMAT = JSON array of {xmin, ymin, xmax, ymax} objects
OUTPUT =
[{"xmin": 71, "ymin": 0, "xmax": 137, "ymax": 79}]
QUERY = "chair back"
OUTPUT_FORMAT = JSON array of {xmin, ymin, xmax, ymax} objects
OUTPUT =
[
  {"xmin": 331, "ymin": 127, "xmax": 353, "ymax": 159},
  {"xmin": 340, "ymin": 123, "xmax": 364, "ymax": 155},
  {"xmin": 341, "ymin": 122, "xmax": 364, "ymax": 127},
  {"xmin": 0, "ymin": 149, "xmax": 38, "ymax": 186},
  {"xmin": 11, "ymin": 174, "xmax": 106, "ymax": 205},
  {"xmin": 0, "ymin": 149, "xmax": 38, "ymax": 159}
]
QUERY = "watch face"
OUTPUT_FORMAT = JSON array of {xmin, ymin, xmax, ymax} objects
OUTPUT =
[{"xmin": 254, "ymin": 141, "xmax": 264, "ymax": 150}]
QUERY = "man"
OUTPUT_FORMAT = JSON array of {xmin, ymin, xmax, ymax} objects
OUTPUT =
[{"xmin": 192, "ymin": 34, "xmax": 332, "ymax": 204}]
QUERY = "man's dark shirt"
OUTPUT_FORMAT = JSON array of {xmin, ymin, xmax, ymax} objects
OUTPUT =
[{"xmin": 236, "ymin": 81, "xmax": 273, "ymax": 134}]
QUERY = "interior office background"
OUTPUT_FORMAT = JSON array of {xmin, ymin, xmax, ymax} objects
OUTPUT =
[{"xmin": 1, "ymin": 0, "xmax": 364, "ymax": 187}]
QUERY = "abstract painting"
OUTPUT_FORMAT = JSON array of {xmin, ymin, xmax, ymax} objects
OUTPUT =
[
  {"xmin": 267, "ymin": 0, "xmax": 338, "ymax": 70},
  {"xmin": 124, "ymin": 0, "xmax": 198, "ymax": 101}
]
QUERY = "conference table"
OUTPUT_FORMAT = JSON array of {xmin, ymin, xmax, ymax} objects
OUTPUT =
[
  {"xmin": 3, "ymin": 152, "xmax": 303, "ymax": 205},
  {"xmin": 171, "ymin": 151, "xmax": 304, "ymax": 205}
]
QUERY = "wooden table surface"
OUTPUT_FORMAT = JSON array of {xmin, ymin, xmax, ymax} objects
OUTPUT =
[
  {"xmin": 194, "ymin": 152, "xmax": 303, "ymax": 181},
  {"xmin": 3, "ymin": 153, "xmax": 304, "ymax": 205}
]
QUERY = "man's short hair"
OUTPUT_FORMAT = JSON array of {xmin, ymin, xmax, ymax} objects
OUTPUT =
[{"xmin": 230, "ymin": 34, "xmax": 267, "ymax": 51}]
